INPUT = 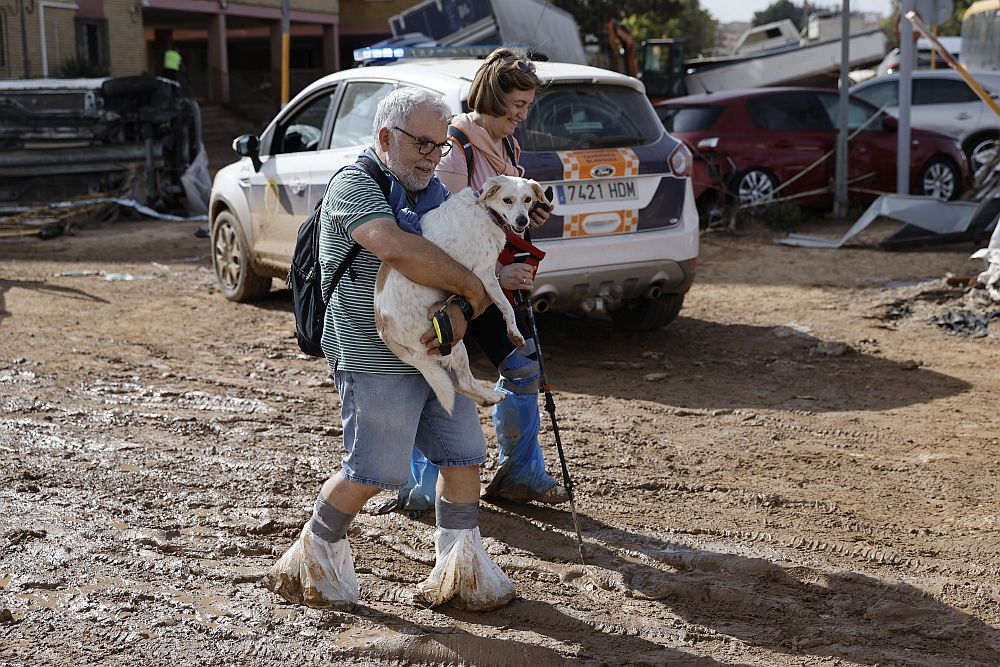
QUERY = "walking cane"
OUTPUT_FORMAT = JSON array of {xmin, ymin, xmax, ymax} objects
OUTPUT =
[{"xmin": 512, "ymin": 288, "xmax": 587, "ymax": 566}]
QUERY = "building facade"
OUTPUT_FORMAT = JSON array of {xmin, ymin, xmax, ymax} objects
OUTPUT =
[{"xmin": 2, "ymin": 0, "xmax": 430, "ymax": 106}]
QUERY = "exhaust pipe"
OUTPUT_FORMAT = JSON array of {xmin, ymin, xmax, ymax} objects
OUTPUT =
[
  {"xmin": 532, "ymin": 293, "xmax": 554, "ymax": 313},
  {"xmin": 643, "ymin": 284, "xmax": 663, "ymax": 300}
]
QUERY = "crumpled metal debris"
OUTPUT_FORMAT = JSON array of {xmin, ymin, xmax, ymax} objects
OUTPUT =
[
  {"xmin": 47, "ymin": 197, "xmax": 207, "ymax": 222},
  {"xmin": 1, "ymin": 194, "xmax": 207, "ymax": 239},
  {"xmin": 928, "ymin": 309, "xmax": 1000, "ymax": 337},
  {"xmin": 777, "ymin": 195, "xmax": 983, "ymax": 249},
  {"xmin": 56, "ymin": 270, "xmax": 155, "ymax": 281},
  {"xmin": 180, "ymin": 145, "xmax": 211, "ymax": 215}
]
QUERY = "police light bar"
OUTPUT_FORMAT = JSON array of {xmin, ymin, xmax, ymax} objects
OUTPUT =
[
  {"xmin": 353, "ymin": 44, "xmax": 528, "ymax": 63},
  {"xmin": 353, "ymin": 46, "xmax": 406, "ymax": 61}
]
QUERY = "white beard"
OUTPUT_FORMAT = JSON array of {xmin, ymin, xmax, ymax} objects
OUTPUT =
[{"xmin": 383, "ymin": 149, "xmax": 433, "ymax": 192}]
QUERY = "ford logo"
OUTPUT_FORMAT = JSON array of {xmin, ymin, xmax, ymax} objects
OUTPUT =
[{"xmin": 590, "ymin": 164, "xmax": 615, "ymax": 178}]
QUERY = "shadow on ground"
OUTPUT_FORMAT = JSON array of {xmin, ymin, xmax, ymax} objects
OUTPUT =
[
  {"xmin": 517, "ymin": 313, "xmax": 969, "ymax": 413},
  {"xmin": 475, "ymin": 503, "xmax": 1000, "ymax": 667},
  {"xmin": 355, "ymin": 593, "xmax": 731, "ymax": 666},
  {"xmin": 0, "ymin": 279, "xmax": 110, "ymax": 328}
]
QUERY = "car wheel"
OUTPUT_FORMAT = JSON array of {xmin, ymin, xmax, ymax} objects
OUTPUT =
[
  {"xmin": 967, "ymin": 135, "xmax": 998, "ymax": 184},
  {"xmin": 610, "ymin": 293, "xmax": 685, "ymax": 331},
  {"xmin": 917, "ymin": 157, "xmax": 959, "ymax": 200},
  {"xmin": 734, "ymin": 168, "xmax": 777, "ymax": 208},
  {"xmin": 211, "ymin": 209, "xmax": 271, "ymax": 302}
]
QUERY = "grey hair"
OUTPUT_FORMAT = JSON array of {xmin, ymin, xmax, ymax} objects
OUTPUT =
[{"xmin": 372, "ymin": 87, "xmax": 452, "ymax": 144}]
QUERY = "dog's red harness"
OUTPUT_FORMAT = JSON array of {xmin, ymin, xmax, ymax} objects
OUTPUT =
[{"xmin": 499, "ymin": 229, "xmax": 546, "ymax": 302}]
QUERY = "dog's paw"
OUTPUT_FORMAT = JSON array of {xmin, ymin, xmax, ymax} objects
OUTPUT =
[
  {"xmin": 479, "ymin": 390, "xmax": 507, "ymax": 407},
  {"xmin": 507, "ymin": 331, "xmax": 526, "ymax": 347}
]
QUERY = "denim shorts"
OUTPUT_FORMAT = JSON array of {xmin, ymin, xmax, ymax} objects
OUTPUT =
[{"xmin": 334, "ymin": 370, "xmax": 488, "ymax": 490}]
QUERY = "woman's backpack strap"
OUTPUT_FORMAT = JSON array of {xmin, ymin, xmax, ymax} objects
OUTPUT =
[
  {"xmin": 502, "ymin": 136, "xmax": 522, "ymax": 175},
  {"xmin": 447, "ymin": 125, "xmax": 475, "ymax": 179},
  {"xmin": 447, "ymin": 126, "xmax": 523, "ymax": 181}
]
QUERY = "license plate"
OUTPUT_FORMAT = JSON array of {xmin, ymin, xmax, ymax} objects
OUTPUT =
[{"xmin": 556, "ymin": 180, "xmax": 638, "ymax": 205}]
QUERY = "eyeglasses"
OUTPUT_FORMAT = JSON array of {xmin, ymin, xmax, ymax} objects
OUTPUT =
[
  {"xmin": 516, "ymin": 60, "xmax": 536, "ymax": 74},
  {"xmin": 392, "ymin": 126, "xmax": 452, "ymax": 157}
]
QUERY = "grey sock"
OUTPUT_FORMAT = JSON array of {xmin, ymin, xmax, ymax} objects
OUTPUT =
[
  {"xmin": 436, "ymin": 496, "xmax": 479, "ymax": 530},
  {"xmin": 308, "ymin": 496, "xmax": 355, "ymax": 543}
]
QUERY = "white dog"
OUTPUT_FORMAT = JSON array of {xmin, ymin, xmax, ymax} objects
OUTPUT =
[{"xmin": 374, "ymin": 175, "xmax": 553, "ymax": 414}]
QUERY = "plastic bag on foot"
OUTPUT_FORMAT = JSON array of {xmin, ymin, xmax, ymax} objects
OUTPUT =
[
  {"xmin": 416, "ymin": 527, "xmax": 515, "ymax": 611},
  {"xmin": 263, "ymin": 524, "xmax": 358, "ymax": 609}
]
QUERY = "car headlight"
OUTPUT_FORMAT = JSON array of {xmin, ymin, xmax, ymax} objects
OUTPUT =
[{"xmin": 669, "ymin": 142, "xmax": 693, "ymax": 178}]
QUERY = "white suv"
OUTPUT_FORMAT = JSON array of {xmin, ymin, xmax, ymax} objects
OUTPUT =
[
  {"xmin": 209, "ymin": 58, "xmax": 698, "ymax": 330},
  {"xmin": 851, "ymin": 69, "xmax": 1000, "ymax": 183}
]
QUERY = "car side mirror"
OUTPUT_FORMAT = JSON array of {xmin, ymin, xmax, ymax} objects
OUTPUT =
[
  {"xmin": 233, "ymin": 134, "xmax": 262, "ymax": 172},
  {"xmin": 881, "ymin": 115, "xmax": 898, "ymax": 132}
]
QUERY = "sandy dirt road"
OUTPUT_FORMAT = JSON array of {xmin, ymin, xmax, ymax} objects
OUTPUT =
[{"xmin": 1, "ymin": 218, "xmax": 998, "ymax": 666}]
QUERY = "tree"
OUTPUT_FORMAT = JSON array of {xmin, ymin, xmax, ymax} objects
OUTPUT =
[
  {"xmin": 937, "ymin": 0, "xmax": 974, "ymax": 35},
  {"xmin": 551, "ymin": 0, "xmax": 683, "ymax": 38},
  {"xmin": 621, "ymin": 0, "xmax": 718, "ymax": 57},
  {"xmin": 752, "ymin": 0, "xmax": 807, "ymax": 30},
  {"xmin": 882, "ymin": 0, "xmax": 973, "ymax": 48}
]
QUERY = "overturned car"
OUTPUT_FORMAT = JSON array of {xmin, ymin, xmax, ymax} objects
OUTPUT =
[{"xmin": 0, "ymin": 75, "xmax": 206, "ymax": 216}]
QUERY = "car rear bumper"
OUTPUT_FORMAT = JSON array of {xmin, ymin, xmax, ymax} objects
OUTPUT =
[
  {"xmin": 530, "ymin": 177, "xmax": 699, "ymax": 312},
  {"xmin": 530, "ymin": 256, "xmax": 696, "ymax": 312}
]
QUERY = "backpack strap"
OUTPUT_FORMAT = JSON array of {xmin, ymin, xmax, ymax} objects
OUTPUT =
[
  {"xmin": 325, "ymin": 241, "xmax": 362, "ymax": 296},
  {"xmin": 356, "ymin": 153, "xmax": 392, "ymax": 201},
  {"xmin": 319, "ymin": 154, "xmax": 392, "ymax": 303},
  {"xmin": 447, "ymin": 125, "xmax": 523, "ymax": 183},
  {"xmin": 502, "ymin": 136, "xmax": 523, "ymax": 176},
  {"xmin": 447, "ymin": 125, "xmax": 475, "ymax": 182}
]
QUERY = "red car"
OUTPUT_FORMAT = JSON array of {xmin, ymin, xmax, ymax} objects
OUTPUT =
[{"xmin": 655, "ymin": 87, "xmax": 969, "ymax": 208}]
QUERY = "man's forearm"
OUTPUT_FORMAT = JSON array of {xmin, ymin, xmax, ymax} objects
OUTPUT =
[{"xmin": 360, "ymin": 224, "xmax": 487, "ymax": 314}]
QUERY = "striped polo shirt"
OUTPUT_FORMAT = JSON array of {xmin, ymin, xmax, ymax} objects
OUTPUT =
[{"xmin": 317, "ymin": 152, "xmax": 419, "ymax": 375}]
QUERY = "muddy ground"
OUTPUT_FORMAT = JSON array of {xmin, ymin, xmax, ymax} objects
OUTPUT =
[{"xmin": 1, "ymin": 217, "xmax": 998, "ymax": 667}]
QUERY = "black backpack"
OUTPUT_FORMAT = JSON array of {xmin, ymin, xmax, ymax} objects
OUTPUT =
[{"xmin": 289, "ymin": 154, "xmax": 391, "ymax": 357}]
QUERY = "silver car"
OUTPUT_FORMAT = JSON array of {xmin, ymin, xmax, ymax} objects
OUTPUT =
[
  {"xmin": 209, "ymin": 58, "xmax": 699, "ymax": 330},
  {"xmin": 850, "ymin": 69, "xmax": 1000, "ymax": 183}
]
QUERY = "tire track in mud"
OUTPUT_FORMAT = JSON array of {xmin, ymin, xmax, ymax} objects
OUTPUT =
[
  {"xmin": 527, "ymin": 531, "xmax": 1000, "ymax": 665},
  {"xmin": 551, "ymin": 393, "xmax": 1000, "ymax": 586},
  {"xmin": 583, "ymin": 477, "xmax": 1000, "ymax": 585},
  {"xmin": 344, "ymin": 632, "xmax": 575, "ymax": 667},
  {"xmin": 461, "ymin": 455, "xmax": 1000, "ymax": 666}
]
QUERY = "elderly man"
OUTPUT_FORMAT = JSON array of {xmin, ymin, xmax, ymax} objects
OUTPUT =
[{"xmin": 264, "ymin": 87, "xmax": 516, "ymax": 611}]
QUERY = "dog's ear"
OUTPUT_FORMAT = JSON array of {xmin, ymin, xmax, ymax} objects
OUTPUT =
[
  {"xmin": 530, "ymin": 182, "xmax": 554, "ymax": 206},
  {"xmin": 479, "ymin": 177, "xmax": 503, "ymax": 202}
]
